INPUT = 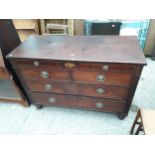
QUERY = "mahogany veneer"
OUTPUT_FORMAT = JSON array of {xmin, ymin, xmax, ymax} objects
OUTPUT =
[{"xmin": 7, "ymin": 35, "xmax": 146, "ymax": 119}]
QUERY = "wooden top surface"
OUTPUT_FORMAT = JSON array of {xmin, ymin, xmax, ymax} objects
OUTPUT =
[{"xmin": 7, "ymin": 35, "xmax": 146, "ymax": 65}]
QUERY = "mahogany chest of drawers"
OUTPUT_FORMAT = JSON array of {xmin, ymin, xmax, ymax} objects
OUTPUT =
[{"xmin": 7, "ymin": 35, "xmax": 146, "ymax": 119}]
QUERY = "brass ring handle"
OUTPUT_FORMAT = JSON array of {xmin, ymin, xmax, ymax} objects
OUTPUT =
[
  {"xmin": 45, "ymin": 84, "xmax": 52, "ymax": 91},
  {"xmin": 96, "ymin": 88, "xmax": 105, "ymax": 94},
  {"xmin": 40, "ymin": 71, "xmax": 49, "ymax": 79},
  {"xmin": 95, "ymin": 102, "xmax": 104, "ymax": 108},
  {"xmin": 96, "ymin": 75, "xmax": 105, "ymax": 82},
  {"xmin": 102, "ymin": 65, "xmax": 109, "ymax": 71},
  {"xmin": 33, "ymin": 61, "xmax": 39, "ymax": 67},
  {"xmin": 48, "ymin": 98, "xmax": 56, "ymax": 103}
]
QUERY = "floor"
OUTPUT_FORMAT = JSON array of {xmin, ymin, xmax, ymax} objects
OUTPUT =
[
  {"xmin": 0, "ymin": 58, "xmax": 155, "ymax": 135},
  {"xmin": 0, "ymin": 79, "xmax": 21, "ymax": 99}
]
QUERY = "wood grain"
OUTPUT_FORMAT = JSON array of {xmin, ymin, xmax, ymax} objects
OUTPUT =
[
  {"xmin": 31, "ymin": 92, "xmax": 126, "ymax": 113},
  {"xmin": 7, "ymin": 35, "xmax": 146, "ymax": 65},
  {"xmin": 72, "ymin": 70, "xmax": 133, "ymax": 86},
  {"xmin": 26, "ymin": 79, "xmax": 130, "ymax": 100}
]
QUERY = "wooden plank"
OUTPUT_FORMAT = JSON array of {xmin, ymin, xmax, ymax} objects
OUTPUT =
[
  {"xmin": 46, "ymin": 19, "xmax": 67, "ymax": 25},
  {"xmin": 144, "ymin": 19, "xmax": 155, "ymax": 56},
  {"xmin": 39, "ymin": 19, "xmax": 46, "ymax": 35},
  {"xmin": 13, "ymin": 19, "xmax": 39, "ymax": 32},
  {"xmin": 40, "ymin": 19, "xmax": 71, "ymax": 35},
  {"xmin": 13, "ymin": 19, "xmax": 39, "ymax": 41},
  {"xmin": 74, "ymin": 19, "xmax": 84, "ymax": 35},
  {"xmin": 68, "ymin": 19, "xmax": 74, "ymax": 35}
]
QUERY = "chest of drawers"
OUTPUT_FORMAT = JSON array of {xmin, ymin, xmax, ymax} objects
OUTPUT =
[{"xmin": 7, "ymin": 35, "xmax": 146, "ymax": 119}]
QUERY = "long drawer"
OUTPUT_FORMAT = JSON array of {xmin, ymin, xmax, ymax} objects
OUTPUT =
[
  {"xmin": 17, "ymin": 67, "xmax": 133, "ymax": 86},
  {"xmin": 26, "ymin": 79, "xmax": 130, "ymax": 100},
  {"xmin": 30, "ymin": 92, "xmax": 127, "ymax": 113}
]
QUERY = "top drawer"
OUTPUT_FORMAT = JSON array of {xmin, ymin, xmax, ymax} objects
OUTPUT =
[
  {"xmin": 13, "ymin": 59, "xmax": 61, "ymax": 69},
  {"xmin": 13, "ymin": 59, "xmax": 135, "ymax": 73}
]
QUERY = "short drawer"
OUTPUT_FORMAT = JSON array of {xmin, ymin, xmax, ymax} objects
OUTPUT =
[
  {"xmin": 61, "ymin": 61, "xmax": 135, "ymax": 73},
  {"xmin": 14, "ymin": 59, "xmax": 61, "ymax": 69},
  {"xmin": 72, "ymin": 70, "xmax": 133, "ymax": 86},
  {"xmin": 18, "ymin": 68, "xmax": 70, "ymax": 81},
  {"xmin": 31, "ymin": 92, "xmax": 126, "ymax": 113},
  {"xmin": 27, "ymin": 79, "xmax": 130, "ymax": 100},
  {"xmin": 79, "ymin": 62, "xmax": 135, "ymax": 73}
]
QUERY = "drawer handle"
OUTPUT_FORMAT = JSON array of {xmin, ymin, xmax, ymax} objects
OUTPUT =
[
  {"xmin": 45, "ymin": 84, "xmax": 52, "ymax": 91},
  {"xmin": 96, "ymin": 75, "xmax": 105, "ymax": 82},
  {"xmin": 33, "ymin": 61, "xmax": 39, "ymax": 67},
  {"xmin": 64, "ymin": 62, "xmax": 76, "ymax": 68},
  {"xmin": 96, "ymin": 88, "xmax": 105, "ymax": 94},
  {"xmin": 40, "ymin": 71, "xmax": 49, "ymax": 79},
  {"xmin": 48, "ymin": 98, "xmax": 56, "ymax": 103},
  {"xmin": 102, "ymin": 65, "xmax": 109, "ymax": 71},
  {"xmin": 95, "ymin": 102, "xmax": 104, "ymax": 108}
]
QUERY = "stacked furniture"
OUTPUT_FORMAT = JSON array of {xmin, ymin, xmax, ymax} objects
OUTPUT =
[
  {"xmin": 39, "ymin": 19, "xmax": 74, "ymax": 35},
  {"xmin": 7, "ymin": 35, "xmax": 146, "ymax": 119},
  {"xmin": 46, "ymin": 23, "xmax": 68, "ymax": 35}
]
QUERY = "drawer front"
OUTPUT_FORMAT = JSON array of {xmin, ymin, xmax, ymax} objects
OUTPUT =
[
  {"xmin": 72, "ymin": 70, "xmax": 133, "ymax": 86},
  {"xmin": 14, "ymin": 59, "xmax": 61, "ymax": 69},
  {"xmin": 18, "ymin": 68, "xmax": 70, "ymax": 80},
  {"xmin": 27, "ymin": 80, "xmax": 129, "ymax": 100},
  {"xmin": 31, "ymin": 92, "xmax": 126, "ymax": 113},
  {"xmin": 62, "ymin": 61, "xmax": 135, "ymax": 73},
  {"xmin": 79, "ymin": 62, "xmax": 135, "ymax": 73}
]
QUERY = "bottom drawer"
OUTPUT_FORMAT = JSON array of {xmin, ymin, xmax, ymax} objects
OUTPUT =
[{"xmin": 30, "ymin": 92, "xmax": 126, "ymax": 113}]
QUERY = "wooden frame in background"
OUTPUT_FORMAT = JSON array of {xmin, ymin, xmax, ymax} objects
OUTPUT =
[{"xmin": 0, "ymin": 49, "xmax": 28, "ymax": 107}]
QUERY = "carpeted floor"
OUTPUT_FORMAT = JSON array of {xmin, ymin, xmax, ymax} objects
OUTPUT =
[{"xmin": 0, "ymin": 58, "xmax": 155, "ymax": 135}]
